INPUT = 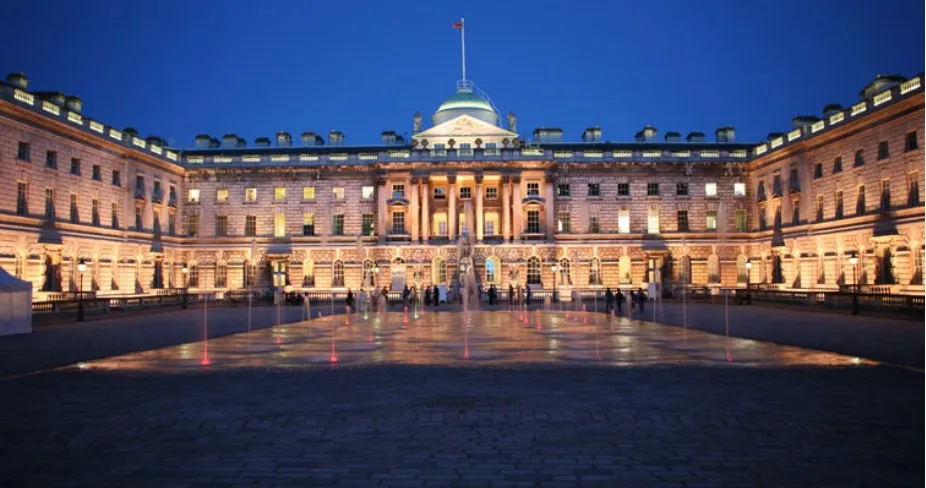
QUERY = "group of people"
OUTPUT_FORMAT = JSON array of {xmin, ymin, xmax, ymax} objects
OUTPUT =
[
  {"xmin": 603, "ymin": 287, "xmax": 648, "ymax": 315},
  {"xmin": 343, "ymin": 287, "xmax": 390, "ymax": 313}
]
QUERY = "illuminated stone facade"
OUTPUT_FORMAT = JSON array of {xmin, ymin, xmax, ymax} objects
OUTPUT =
[{"xmin": 0, "ymin": 73, "xmax": 923, "ymax": 300}]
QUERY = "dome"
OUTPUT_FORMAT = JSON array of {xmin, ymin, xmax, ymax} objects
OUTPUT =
[{"xmin": 432, "ymin": 86, "xmax": 499, "ymax": 126}]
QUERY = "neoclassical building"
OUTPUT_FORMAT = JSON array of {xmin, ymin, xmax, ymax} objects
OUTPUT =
[{"xmin": 0, "ymin": 73, "xmax": 923, "ymax": 300}]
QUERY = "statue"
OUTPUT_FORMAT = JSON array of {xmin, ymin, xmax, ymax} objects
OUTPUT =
[
  {"xmin": 413, "ymin": 112, "xmax": 422, "ymax": 133},
  {"xmin": 507, "ymin": 111, "xmax": 517, "ymax": 133}
]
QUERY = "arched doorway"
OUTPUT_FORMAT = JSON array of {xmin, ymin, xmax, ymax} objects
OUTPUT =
[{"xmin": 390, "ymin": 257, "xmax": 406, "ymax": 291}]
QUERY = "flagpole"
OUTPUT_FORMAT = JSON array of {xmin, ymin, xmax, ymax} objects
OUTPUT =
[{"xmin": 460, "ymin": 17, "xmax": 466, "ymax": 83}]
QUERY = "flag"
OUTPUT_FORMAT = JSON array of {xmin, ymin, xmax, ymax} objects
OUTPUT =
[{"xmin": 452, "ymin": 19, "xmax": 463, "ymax": 30}]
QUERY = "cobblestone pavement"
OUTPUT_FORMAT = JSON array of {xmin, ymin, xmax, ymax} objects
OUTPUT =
[{"xmin": 0, "ymin": 365, "xmax": 920, "ymax": 487}]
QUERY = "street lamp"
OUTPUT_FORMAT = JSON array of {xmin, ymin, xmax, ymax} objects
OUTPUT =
[
  {"xmin": 551, "ymin": 263, "xmax": 558, "ymax": 303},
  {"xmin": 181, "ymin": 265, "xmax": 189, "ymax": 309},
  {"xmin": 848, "ymin": 254, "xmax": 859, "ymax": 315},
  {"xmin": 77, "ymin": 259, "xmax": 87, "ymax": 321}
]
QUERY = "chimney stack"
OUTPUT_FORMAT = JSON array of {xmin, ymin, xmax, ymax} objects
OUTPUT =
[
  {"xmin": 5, "ymin": 73, "xmax": 28, "ymax": 90},
  {"xmin": 65, "ymin": 96, "xmax": 82, "ymax": 113},
  {"xmin": 532, "ymin": 128, "xmax": 563, "ymax": 143},
  {"xmin": 195, "ymin": 134, "xmax": 212, "ymax": 149},
  {"xmin": 382, "ymin": 130, "xmax": 397, "ymax": 145},
  {"xmin": 664, "ymin": 131, "xmax": 681, "ymax": 143},
  {"xmin": 685, "ymin": 132, "xmax": 705, "ymax": 143},
  {"xmin": 791, "ymin": 115, "xmax": 819, "ymax": 129},
  {"xmin": 276, "ymin": 131, "xmax": 292, "ymax": 147},
  {"xmin": 822, "ymin": 104, "xmax": 844, "ymax": 118},
  {"xmin": 328, "ymin": 130, "xmax": 344, "ymax": 146},
  {"xmin": 254, "ymin": 137, "xmax": 271, "ymax": 148},
  {"xmin": 715, "ymin": 127, "xmax": 735, "ymax": 143},
  {"xmin": 222, "ymin": 134, "xmax": 238, "ymax": 148}
]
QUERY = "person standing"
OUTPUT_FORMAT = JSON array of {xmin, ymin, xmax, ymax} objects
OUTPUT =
[
  {"xmin": 402, "ymin": 285, "xmax": 410, "ymax": 305},
  {"xmin": 637, "ymin": 287, "xmax": 646, "ymax": 313},
  {"xmin": 345, "ymin": 288, "xmax": 354, "ymax": 313},
  {"xmin": 616, "ymin": 289, "xmax": 624, "ymax": 315},
  {"xmin": 526, "ymin": 286, "xmax": 532, "ymax": 306},
  {"xmin": 509, "ymin": 284, "xmax": 515, "ymax": 305},
  {"xmin": 605, "ymin": 287, "xmax": 613, "ymax": 314},
  {"xmin": 424, "ymin": 286, "xmax": 431, "ymax": 307}
]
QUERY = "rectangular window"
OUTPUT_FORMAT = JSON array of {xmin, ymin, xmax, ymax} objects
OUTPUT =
[
  {"xmin": 274, "ymin": 186, "xmax": 287, "ymax": 201},
  {"xmin": 878, "ymin": 141, "xmax": 889, "ymax": 160},
  {"xmin": 46, "ymin": 151, "xmax": 57, "ymax": 169},
  {"xmin": 332, "ymin": 187, "xmax": 345, "ymax": 200},
  {"xmin": 70, "ymin": 194, "xmax": 79, "ymax": 223},
  {"xmin": 677, "ymin": 210, "xmax": 689, "ymax": 232},
  {"xmin": 152, "ymin": 181, "xmax": 162, "ymax": 201},
  {"xmin": 706, "ymin": 211, "xmax": 717, "ymax": 232},
  {"xmin": 589, "ymin": 215, "xmax": 600, "ymax": 233},
  {"xmin": 557, "ymin": 184, "xmax": 571, "ymax": 197},
  {"xmin": 618, "ymin": 210, "xmax": 630, "ymax": 234},
  {"xmin": 188, "ymin": 189, "xmax": 200, "ymax": 203},
  {"xmin": 909, "ymin": 172, "xmax": 921, "ymax": 206},
  {"xmin": 816, "ymin": 195, "xmax": 825, "ymax": 222},
  {"xmin": 44, "ymin": 188, "xmax": 55, "ymax": 219},
  {"xmin": 245, "ymin": 215, "xmax": 257, "ymax": 236},
  {"xmin": 485, "ymin": 186, "xmax": 498, "ymax": 199},
  {"xmin": 881, "ymin": 180, "xmax": 891, "ymax": 211},
  {"xmin": 789, "ymin": 168, "xmax": 800, "ymax": 192},
  {"xmin": 854, "ymin": 150, "xmax": 864, "ymax": 167},
  {"xmin": 169, "ymin": 186, "xmax": 177, "ymax": 205},
  {"xmin": 304, "ymin": 186, "xmax": 317, "ymax": 200},
  {"xmin": 70, "ymin": 158, "xmax": 81, "ymax": 175},
  {"xmin": 813, "ymin": 163, "xmax": 823, "ymax": 179},
  {"xmin": 905, "ymin": 131, "xmax": 919, "ymax": 152},
  {"xmin": 526, "ymin": 210, "xmax": 540, "ymax": 233},
  {"xmin": 135, "ymin": 207, "xmax": 143, "ymax": 231},
  {"xmin": 302, "ymin": 214, "xmax": 315, "ymax": 236},
  {"xmin": 362, "ymin": 214, "xmax": 375, "ymax": 236},
  {"xmin": 587, "ymin": 183, "xmax": 600, "ymax": 197},
  {"xmin": 92, "ymin": 164, "xmax": 102, "ymax": 181},
  {"xmin": 617, "ymin": 183, "xmax": 630, "ymax": 196},
  {"xmin": 734, "ymin": 182, "xmax": 746, "ymax": 197},
  {"xmin": 835, "ymin": 191, "xmax": 844, "ymax": 218},
  {"xmin": 757, "ymin": 181, "xmax": 767, "ymax": 201},
  {"xmin": 735, "ymin": 210, "xmax": 747, "ymax": 232},
  {"xmin": 392, "ymin": 184, "xmax": 406, "ymax": 199},
  {"xmin": 459, "ymin": 186, "xmax": 472, "ymax": 199},
  {"xmin": 772, "ymin": 175, "xmax": 783, "ymax": 196},
  {"xmin": 759, "ymin": 207, "xmax": 767, "ymax": 231},
  {"xmin": 676, "ymin": 182, "xmax": 689, "ymax": 196},
  {"xmin": 215, "ymin": 264, "xmax": 227, "ymax": 288},
  {"xmin": 135, "ymin": 175, "xmax": 144, "ymax": 193},
  {"xmin": 434, "ymin": 187, "xmax": 447, "ymax": 199},
  {"xmin": 91, "ymin": 198, "xmax": 100, "ymax": 226},
  {"xmin": 647, "ymin": 183, "xmax": 660, "ymax": 196},
  {"xmin": 833, "ymin": 156, "xmax": 843, "ymax": 173},
  {"xmin": 16, "ymin": 182, "xmax": 27, "ymax": 216},
  {"xmin": 168, "ymin": 215, "xmax": 175, "ymax": 236},
  {"xmin": 332, "ymin": 214, "xmax": 344, "ymax": 235},
  {"xmin": 245, "ymin": 188, "xmax": 257, "ymax": 202},
  {"xmin": 484, "ymin": 218, "xmax": 496, "ymax": 236},
  {"xmin": 112, "ymin": 170, "xmax": 121, "ymax": 186},
  {"xmin": 188, "ymin": 266, "xmax": 199, "ymax": 288},
  {"xmin": 17, "ymin": 142, "xmax": 30, "ymax": 161},
  {"xmin": 392, "ymin": 212, "xmax": 406, "ymax": 234},
  {"xmin": 647, "ymin": 209, "xmax": 660, "ymax": 234},
  {"xmin": 526, "ymin": 182, "xmax": 540, "ymax": 196},
  {"xmin": 188, "ymin": 215, "xmax": 199, "ymax": 237},
  {"xmin": 273, "ymin": 213, "xmax": 286, "ymax": 237},
  {"xmin": 216, "ymin": 188, "xmax": 229, "ymax": 202},
  {"xmin": 111, "ymin": 202, "xmax": 119, "ymax": 229},
  {"xmin": 856, "ymin": 186, "xmax": 866, "ymax": 215},
  {"xmin": 704, "ymin": 182, "xmax": 717, "ymax": 197},
  {"xmin": 360, "ymin": 186, "xmax": 373, "ymax": 200},
  {"xmin": 216, "ymin": 215, "xmax": 228, "ymax": 236},
  {"xmin": 557, "ymin": 211, "xmax": 571, "ymax": 233}
]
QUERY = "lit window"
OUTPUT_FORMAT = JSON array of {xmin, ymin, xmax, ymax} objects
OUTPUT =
[
  {"xmin": 706, "ymin": 211, "xmax": 717, "ymax": 231},
  {"xmin": 557, "ymin": 211, "xmax": 571, "ymax": 233},
  {"xmin": 216, "ymin": 188, "xmax": 229, "ymax": 202},
  {"xmin": 274, "ymin": 187, "xmax": 287, "ymax": 201},
  {"xmin": 647, "ymin": 209, "xmax": 660, "ymax": 234},
  {"xmin": 618, "ymin": 210, "xmax": 630, "ymax": 234},
  {"xmin": 361, "ymin": 186, "xmax": 374, "ymax": 200},
  {"xmin": 245, "ymin": 188, "xmax": 257, "ymax": 201},
  {"xmin": 188, "ymin": 189, "xmax": 200, "ymax": 203},
  {"xmin": 303, "ymin": 186, "xmax": 316, "ymax": 199},
  {"xmin": 332, "ymin": 214, "xmax": 344, "ymax": 235},
  {"xmin": 734, "ymin": 182, "xmax": 746, "ymax": 197},
  {"xmin": 273, "ymin": 213, "xmax": 286, "ymax": 237},
  {"xmin": 705, "ymin": 182, "xmax": 717, "ymax": 197},
  {"xmin": 332, "ymin": 187, "xmax": 345, "ymax": 199}
]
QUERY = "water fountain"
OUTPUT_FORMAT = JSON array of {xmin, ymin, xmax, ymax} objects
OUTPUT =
[
  {"xmin": 201, "ymin": 292, "xmax": 210, "ymax": 366},
  {"xmin": 456, "ymin": 232, "xmax": 480, "ymax": 314}
]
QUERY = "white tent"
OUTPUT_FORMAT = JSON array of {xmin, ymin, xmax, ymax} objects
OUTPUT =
[{"xmin": 0, "ymin": 266, "xmax": 32, "ymax": 336}]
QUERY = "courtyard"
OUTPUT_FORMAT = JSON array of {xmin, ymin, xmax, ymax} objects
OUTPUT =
[{"xmin": 0, "ymin": 305, "xmax": 922, "ymax": 487}]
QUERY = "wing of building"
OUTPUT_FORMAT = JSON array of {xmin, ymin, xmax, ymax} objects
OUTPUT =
[{"xmin": 0, "ymin": 72, "xmax": 923, "ymax": 302}]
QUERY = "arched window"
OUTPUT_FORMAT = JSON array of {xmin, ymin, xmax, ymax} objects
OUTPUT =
[
  {"xmin": 619, "ymin": 255, "xmax": 631, "ymax": 284},
  {"xmin": 188, "ymin": 264, "xmax": 199, "ymax": 288},
  {"xmin": 736, "ymin": 255, "xmax": 748, "ymax": 284},
  {"xmin": 558, "ymin": 257, "xmax": 572, "ymax": 285},
  {"xmin": 432, "ymin": 257, "xmax": 447, "ymax": 284},
  {"xmin": 215, "ymin": 262, "xmax": 228, "ymax": 288},
  {"xmin": 485, "ymin": 256, "xmax": 500, "ymax": 285},
  {"xmin": 361, "ymin": 259, "xmax": 374, "ymax": 288},
  {"xmin": 589, "ymin": 257, "xmax": 602, "ymax": 285},
  {"xmin": 527, "ymin": 256, "xmax": 541, "ymax": 285},
  {"xmin": 707, "ymin": 254, "xmax": 721, "ymax": 284},
  {"xmin": 303, "ymin": 259, "xmax": 315, "ymax": 287},
  {"xmin": 332, "ymin": 260, "xmax": 344, "ymax": 287}
]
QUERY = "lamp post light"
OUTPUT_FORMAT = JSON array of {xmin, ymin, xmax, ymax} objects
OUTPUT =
[
  {"xmin": 181, "ymin": 265, "xmax": 189, "ymax": 309},
  {"xmin": 77, "ymin": 259, "xmax": 87, "ymax": 322},
  {"xmin": 551, "ymin": 263, "xmax": 558, "ymax": 304},
  {"xmin": 849, "ymin": 254, "xmax": 859, "ymax": 315}
]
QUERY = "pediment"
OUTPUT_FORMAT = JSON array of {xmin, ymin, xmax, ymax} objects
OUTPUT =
[{"xmin": 413, "ymin": 114, "xmax": 517, "ymax": 139}]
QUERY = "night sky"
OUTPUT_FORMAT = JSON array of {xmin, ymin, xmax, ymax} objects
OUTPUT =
[{"xmin": 1, "ymin": 0, "xmax": 923, "ymax": 147}]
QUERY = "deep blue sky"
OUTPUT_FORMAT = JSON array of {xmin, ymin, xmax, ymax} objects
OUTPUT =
[{"xmin": 1, "ymin": 0, "xmax": 923, "ymax": 147}]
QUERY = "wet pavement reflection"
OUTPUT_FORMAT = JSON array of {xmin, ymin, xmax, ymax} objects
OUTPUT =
[{"xmin": 75, "ymin": 309, "xmax": 876, "ymax": 372}]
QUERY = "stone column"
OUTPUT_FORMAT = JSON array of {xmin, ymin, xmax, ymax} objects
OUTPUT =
[
  {"xmin": 512, "ymin": 175, "xmax": 522, "ymax": 241},
  {"xmin": 475, "ymin": 174, "xmax": 484, "ymax": 242},
  {"xmin": 448, "ymin": 175, "xmax": 457, "ymax": 241},
  {"xmin": 501, "ymin": 176, "xmax": 511, "ymax": 242},
  {"xmin": 544, "ymin": 173, "xmax": 555, "ymax": 241},
  {"xmin": 376, "ymin": 176, "xmax": 387, "ymax": 243},
  {"xmin": 420, "ymin": 177, "xmax": 430, "ymax": 243},
  {"xmin": 409, "ymin": 177, "xmax": 419, "ymax": 241}
]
